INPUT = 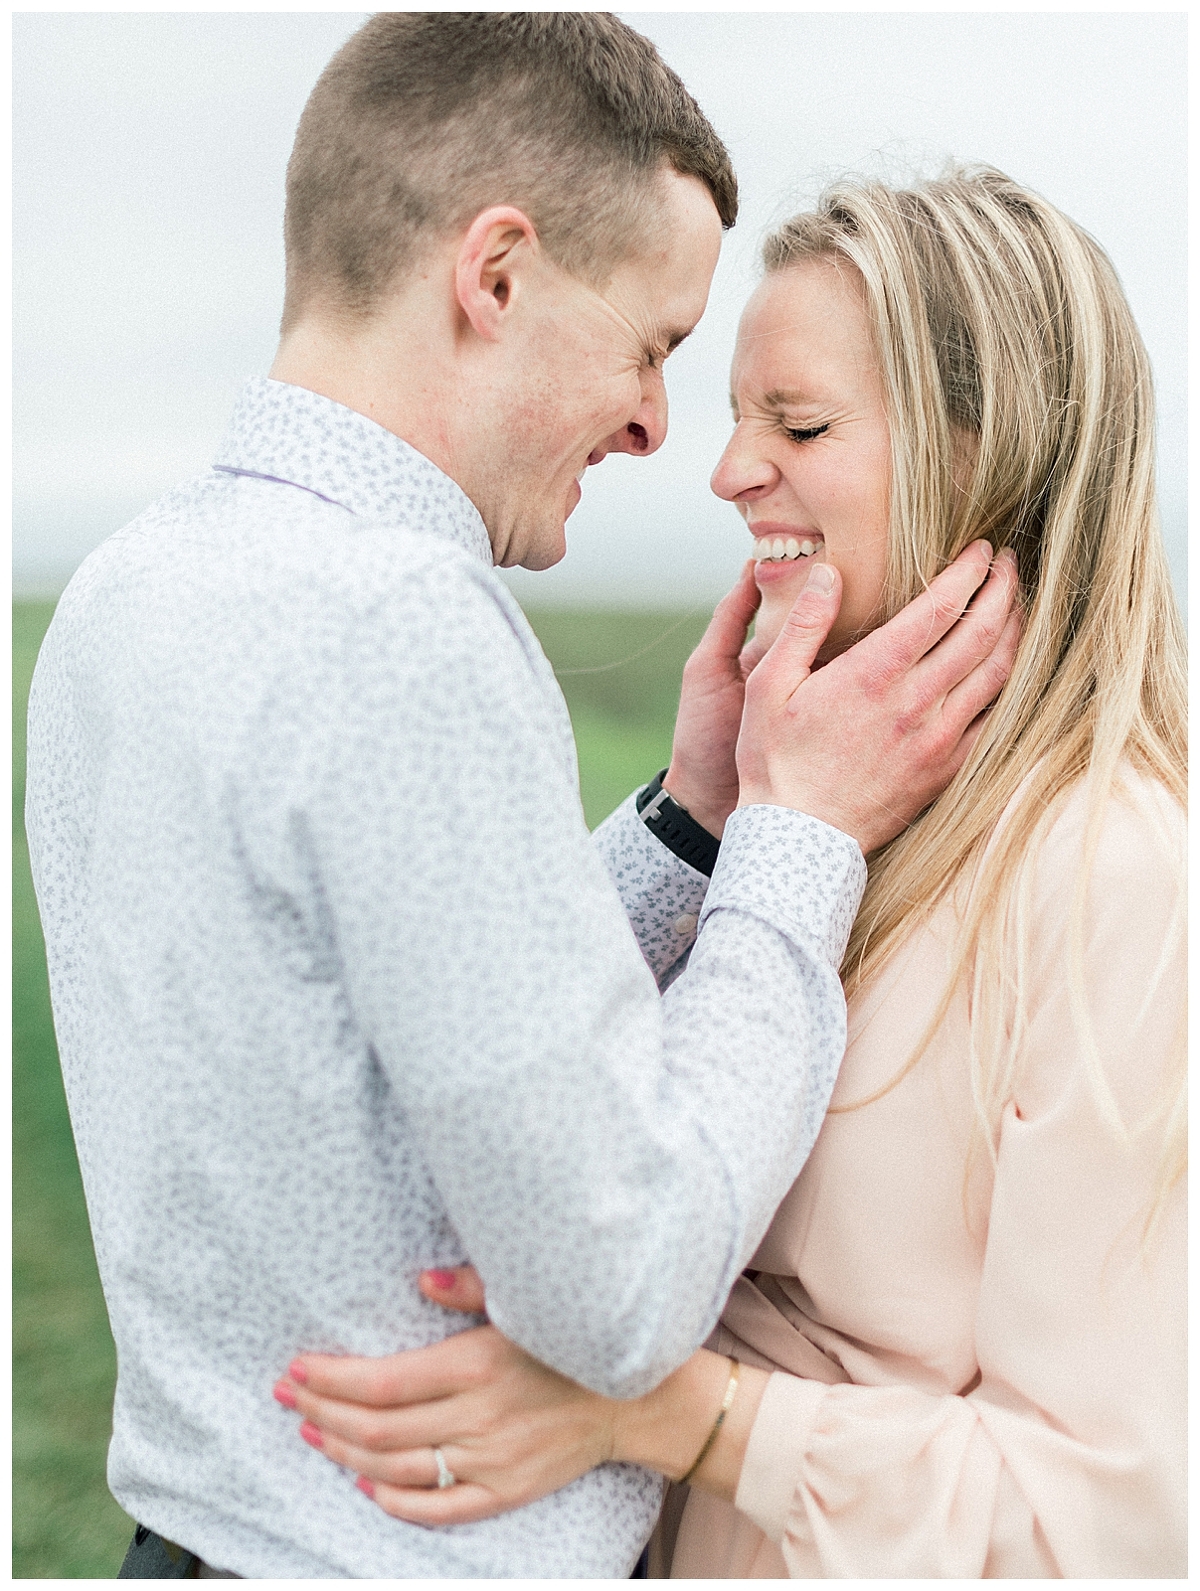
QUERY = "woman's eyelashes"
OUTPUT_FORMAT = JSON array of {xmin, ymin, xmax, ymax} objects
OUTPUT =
[{"xmin": 784, "ymin": 422, "xmax": 830, "ymax": 444}]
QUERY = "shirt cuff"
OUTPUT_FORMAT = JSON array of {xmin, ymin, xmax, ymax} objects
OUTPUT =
[
  {"xmin": 735, "ymin": 1372, "xmax": 828, "ymax": 1542},
  {"xmin": 591, "ymin": 790, "xmax": 711, "ymax": 984},
  {"xmin": 699, "ymin": 805, "xmax": 866, "ymax": 970}
]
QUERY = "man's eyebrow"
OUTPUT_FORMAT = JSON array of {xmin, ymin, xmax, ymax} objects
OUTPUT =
[{"xmin": 651, "ymin": 326, "xmax": 695, "ymax": 360}]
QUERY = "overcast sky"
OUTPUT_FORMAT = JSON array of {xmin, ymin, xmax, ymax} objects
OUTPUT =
[{"xmin": 13, "ymin": 9, "xmax": 1186, "ymax": 610}]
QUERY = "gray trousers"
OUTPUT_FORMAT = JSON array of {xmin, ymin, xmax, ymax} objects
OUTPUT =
[
  {"xmin": 119, "ymin": 1522, "xmax": 648, "ymax": 1578},
  {"xmin": 118, "ymin": 1525, "xmax": 239, "ymax": 1578}
]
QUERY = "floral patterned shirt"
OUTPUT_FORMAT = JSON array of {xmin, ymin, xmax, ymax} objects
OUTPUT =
[{"xmin": 25, "ymin": 378, "xmax": 865, "ymax": 1577}]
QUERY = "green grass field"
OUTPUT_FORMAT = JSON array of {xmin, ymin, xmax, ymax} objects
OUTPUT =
[{"xmin": 11, "ymin": 596, "xmax": 711, "ymax": 1578}]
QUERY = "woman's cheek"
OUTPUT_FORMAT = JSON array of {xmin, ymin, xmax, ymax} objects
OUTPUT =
[
  {"xmin": 828, "ymin": 579, "xmax": 873, "ymax": 656},
  {"xmin": 822, "ymin": 515, "xmax": 890, "ymax": 652}
]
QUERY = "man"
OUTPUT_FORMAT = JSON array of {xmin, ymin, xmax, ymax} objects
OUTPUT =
[{"xmin": 26, "ymin": 14, "xmax": 1016, "ymax": 1579}]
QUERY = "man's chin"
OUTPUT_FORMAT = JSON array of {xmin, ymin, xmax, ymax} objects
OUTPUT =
[
  {"xmin": 489, "ymin": 506, "xmax": 568, "ymax": 571},
  {"xmin": 508, "ymin": 524, "xmax": 568, "ymax": 572}
]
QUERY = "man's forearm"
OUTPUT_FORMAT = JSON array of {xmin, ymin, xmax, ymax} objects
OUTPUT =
[{"xmin": 479, "ymin": 804, "xmax": 864, "ymax": 1399}]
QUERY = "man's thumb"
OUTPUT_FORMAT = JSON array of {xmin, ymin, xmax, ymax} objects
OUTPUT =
[{"xmin": 765, "ymin": 561, "xmax": 841, "ymax": 674}]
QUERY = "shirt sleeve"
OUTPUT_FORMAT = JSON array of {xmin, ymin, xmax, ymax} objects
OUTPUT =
[
  {"xmin": 590, "ymin": 791, "xmax": 710, "ymax": 987},
  {"xmin": 271, "ymin": 551, "xmax": 866, "ymax": 1399},
  {"xmin": 733, "ymin": 778, "xmax": 1186, "ymax": 1577}
]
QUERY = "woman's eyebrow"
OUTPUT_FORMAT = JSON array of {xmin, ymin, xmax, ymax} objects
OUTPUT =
[
  {"xmin": 763, "ymin": 387, "xmax": 820, "ymax": 407},
  {"xmin": 729, "ymin": 386, "xmax": 824, "ymax": 416}
]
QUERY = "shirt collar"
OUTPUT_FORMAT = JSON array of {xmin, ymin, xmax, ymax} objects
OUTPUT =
[{"xmin": 215, "ymin": 377, "xmax": 493, "ymax": 567}]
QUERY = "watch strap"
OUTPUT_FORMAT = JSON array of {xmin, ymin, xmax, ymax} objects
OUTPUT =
[{"xmin": 635, "ymin": 769, "xmax": 721, "ymax": 878}]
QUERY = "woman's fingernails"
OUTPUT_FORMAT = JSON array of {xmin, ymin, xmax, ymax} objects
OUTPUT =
[
  {"xmin": 806, "ymin": 563, "xmax": 835, "ymax": 594},
  {"xmin": 426, "ymin": 1269, "xmax": 457, "ymax": 1291},
  {"xmin": 298, "ymin": 1421, "xmax": 324, "ymax": 1450},
  {"xmin": 288, "ymin": 1360, "xmax": 309, "ymax": 1384},
  {"xmin": 273, "ymin": 1381, "xmax": 297, "ymax": 1409},
  {"xmin": 356, "ymin": 1476, "xmax": 376, "ymax": 1499}
]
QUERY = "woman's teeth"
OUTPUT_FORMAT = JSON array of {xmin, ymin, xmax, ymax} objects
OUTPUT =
[{"xmin": 753, "ymin": 536, "xmax": 820, "ymax": 562}]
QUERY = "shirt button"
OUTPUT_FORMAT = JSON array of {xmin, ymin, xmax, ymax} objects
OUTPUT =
[{"xmin": 673, "ymin": 913, "xmax": 698, "ymax": 937}]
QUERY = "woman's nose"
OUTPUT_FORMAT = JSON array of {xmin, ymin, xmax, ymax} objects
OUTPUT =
[{"xmin": 710, "ymin": 425, "xmax": 777, "ymax": 502}]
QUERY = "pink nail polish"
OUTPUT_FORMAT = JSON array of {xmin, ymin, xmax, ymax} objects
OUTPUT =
[
  {"xmin": 356, "ymin": 1476, "xmax": 376, "ymax": 1499},
  {"xmin": 273, "ymin": 1382, "xmax": 297, "ymax": 1409},
  {"xmin": 288, "ymin": 1360, "xmax": 309, "ymax": 1384},
  {"xmin": 426, "ymin": 1269, "xmax": 456, "ymax": 1291},
  {"xmin": 298, "ymin": 1421, "xmax": 324, "ymax": 1450}
]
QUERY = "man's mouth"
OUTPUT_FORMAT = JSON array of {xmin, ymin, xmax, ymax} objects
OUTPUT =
[{"xmin": 752, "ymin": 534, "xmax": 823, "ymax": 562}]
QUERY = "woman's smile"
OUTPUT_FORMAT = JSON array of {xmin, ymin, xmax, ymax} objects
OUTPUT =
[{"xmin": 749, "ymin": 523, "xmax": 825, "ymax": 588}]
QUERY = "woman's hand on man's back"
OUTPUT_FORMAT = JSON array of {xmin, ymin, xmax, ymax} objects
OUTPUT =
[{"xmin": 273, "ymin": 1265, "xmax": 620, "ymax": 1524}]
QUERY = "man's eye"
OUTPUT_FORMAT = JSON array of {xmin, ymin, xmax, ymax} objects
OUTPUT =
[{"xmin": 784, "ymin": 423, "xmax": 830, "ymax": 443}]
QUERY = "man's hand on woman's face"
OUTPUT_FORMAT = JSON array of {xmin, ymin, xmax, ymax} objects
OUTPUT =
[
  {"xmin": 272, "ymin": 1268, "xmax": 617, "ymax": 1525},
  {"xmin": 736, "ymin": 540, "xmax": 1021, "ymax": 854},
  {"xmin": 661, "ymin": 559, "xmax": 765, "ymax": 839},
  {"xmin": 664, "ymin": 541, "xmax": 1019, "ymax": 853}
]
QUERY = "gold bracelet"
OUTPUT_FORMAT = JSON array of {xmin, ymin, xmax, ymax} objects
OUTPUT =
[{"xmin": 679, "ymin": 1359, "xmax": 740, "ymax": 1484}]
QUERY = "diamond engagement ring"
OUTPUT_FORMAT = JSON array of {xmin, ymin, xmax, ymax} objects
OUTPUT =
[{"xmin": 432, "ymin": 1447, "xmax": 457, "ymax": 1489}]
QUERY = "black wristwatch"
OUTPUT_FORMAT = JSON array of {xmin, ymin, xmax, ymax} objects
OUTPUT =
[{"xmin": 635, "ymin": 769, "xmax": 721, "ymax": 877}]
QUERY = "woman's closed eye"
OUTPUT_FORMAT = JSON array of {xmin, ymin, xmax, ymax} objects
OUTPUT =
[{"xmin": 784, "ymin": 422, "xmax": 830, "ymax": 444}]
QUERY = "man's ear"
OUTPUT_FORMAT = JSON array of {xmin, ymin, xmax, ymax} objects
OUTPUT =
[{"xmin": 454, "ymin": 206, "xmax": 540, "ymax": 341}]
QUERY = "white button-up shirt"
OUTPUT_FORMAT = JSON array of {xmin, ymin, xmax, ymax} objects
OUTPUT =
[{"xmin": 26, "ymin": 377, "xmax": 866, "ymax": 1578}]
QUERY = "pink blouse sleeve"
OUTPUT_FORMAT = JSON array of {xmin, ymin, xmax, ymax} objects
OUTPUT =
[{"xmin": 733, "ymin": 778, "xmax": 1185, "ymax": 1577}]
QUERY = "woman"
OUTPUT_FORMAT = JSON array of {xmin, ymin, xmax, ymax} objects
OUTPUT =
[{"xmin": 274, "ymin": 167, "xmax": 1186, "ymax": 1577}]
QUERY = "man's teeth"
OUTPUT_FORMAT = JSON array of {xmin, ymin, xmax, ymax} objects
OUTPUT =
[{"xmin": 753, "ymin": 537, "xmax": 820, "ymax": 561}]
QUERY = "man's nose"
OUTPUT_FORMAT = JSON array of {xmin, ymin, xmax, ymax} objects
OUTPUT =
[
  {"xmin": 710, "ymin": 424, "xmax": 777, "ymax": 502},
  {"xmin": 601, "ymin": 371, "xmax": 668, "ymax": 460}
]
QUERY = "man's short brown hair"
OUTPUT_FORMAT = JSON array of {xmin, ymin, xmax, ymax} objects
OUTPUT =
[{"xmin": 281, "ymin": 12, "xmax": 737, "ymax": 330}]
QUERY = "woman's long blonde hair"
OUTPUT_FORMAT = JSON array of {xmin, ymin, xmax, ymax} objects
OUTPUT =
[{"xmin": 764, "ymin": 167, "xmax": 1185, "ymax": 1214}]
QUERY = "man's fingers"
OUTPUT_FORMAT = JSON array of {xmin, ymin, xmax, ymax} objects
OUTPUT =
[
  {"xmin": 858, "ymin": 539, "xmax": 994, "ymax": 680},
  {"xmin": 914, "ymin": 548, "xmax": 1018, "ymax": 702},
  {"xmin": 738, "ymin": 634, "xmax": 768, "ymax": 680},
  {"xmin": 753, "ymin": 562, "xmax": 842, "ymax": 693},
  {"xmin": 694, "ymin": 560, "xmax": 761, "ymax": 665},
  {"xmin": 942, "ymin": 596, "xmax": 1022, "ymax": 731},
  {"xmin": 938, "ymin": 706, "xmax": 992, "ymax": 783}
]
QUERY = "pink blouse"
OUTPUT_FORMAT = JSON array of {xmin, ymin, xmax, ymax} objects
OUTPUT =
[{"xmin": 668, "ymin": 771, "xmax": 1185, "ymax": 1578}]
